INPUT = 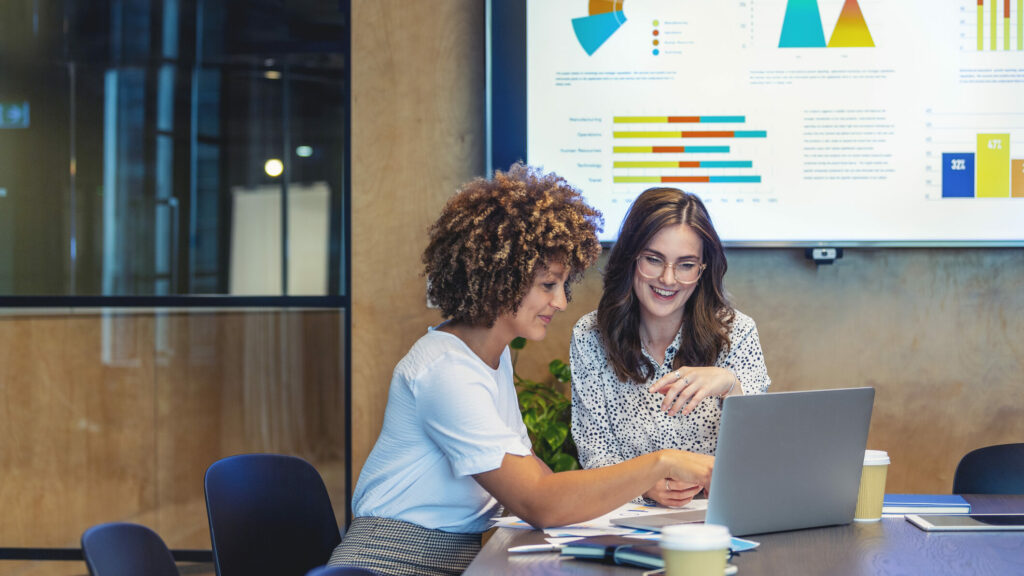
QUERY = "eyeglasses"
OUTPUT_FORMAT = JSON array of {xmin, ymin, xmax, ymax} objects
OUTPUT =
[{"xmin": 635, "ymin": 254, "xmax": 706, "ymax": 285}]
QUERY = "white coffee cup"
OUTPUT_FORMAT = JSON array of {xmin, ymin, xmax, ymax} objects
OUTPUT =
[
  {"xmin": 853, "ymin": 449, "xmax": 890, "ymax": 522},
  {"xmin": 660, "ymin": 523, "xmax": 731, "ymax": 576}
]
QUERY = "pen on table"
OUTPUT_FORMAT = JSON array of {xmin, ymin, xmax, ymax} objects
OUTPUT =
[{"xmin": 507, "ymin": 544, "xmax": 563, "ymax": 554}]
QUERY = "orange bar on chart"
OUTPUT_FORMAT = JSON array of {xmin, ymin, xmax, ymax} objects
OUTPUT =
[
  {"xmin": 1012, "ymin": 160, "xmax": 1024, "ymax": 197},
  {"xmin": 662, "ymin": 176, "xmax": 712, "ymax": 183},
  {"xmin": 1005, "ymin": 0, "xmax": 1011, "ymax": 50}
]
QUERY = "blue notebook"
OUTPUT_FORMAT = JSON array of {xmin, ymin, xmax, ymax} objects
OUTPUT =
[
  {"xmin": 882, "ymin": 494, "xmax": 971, "ymax": 514},
  {"xmin": 560, "ymin": 535, "xmax": 663, "ymax": 569},
  {"xmin": 560, "ymin": 535, "xmax": 757, "ymax": 570}
]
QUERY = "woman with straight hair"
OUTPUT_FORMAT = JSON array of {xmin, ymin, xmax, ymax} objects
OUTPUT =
[
  {"xmin": 329, "ymin": 169, "xmax": 714, "ymax": 576},
  {"xmin": 570, "ymin": 187, "xmax": 770, "ymax": 508}
]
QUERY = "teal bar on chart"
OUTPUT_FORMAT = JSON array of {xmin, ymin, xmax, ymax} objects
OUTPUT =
[{"xmin": 779, "ymin": 0, "xmax": 826, "ymax": 47}]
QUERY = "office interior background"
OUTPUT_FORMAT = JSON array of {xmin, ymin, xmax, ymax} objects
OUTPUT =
[{"xmin": 1, "ymin": 0, "xmax": 1023, "ymax": 574}]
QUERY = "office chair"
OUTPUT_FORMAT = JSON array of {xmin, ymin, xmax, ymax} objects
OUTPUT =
[
  {"xmin": 306, "ymin": 566, "xmax": 379, "ymax": 576},
  {"xmin": 204, "ymin": 454, "xmax": 343, "ymax": 576},
  {"xmin": 953, "ymin": 443, "xmax": 1024, "ymax": 494},
  {"xmin": 81, "ymin": 522, "xmax": 180, "ymax": 576}
]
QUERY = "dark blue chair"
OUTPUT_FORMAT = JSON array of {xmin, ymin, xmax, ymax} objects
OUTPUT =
[
  {"xmin": 306, "ymin": 566, "xmax": 379, "ymax": 576},
  {"xmin": 81, "ymin": 522, "xmax": 179, "ymax": 576},
  {"xmin": 953, "ymin": 443, "xmax": 1024, "ymax": 494},
  {"xmin": 204, "ymin": 454, "xmax": 342, "ymax": 576}
]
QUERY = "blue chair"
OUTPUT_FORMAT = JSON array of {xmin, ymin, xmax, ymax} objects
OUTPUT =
[
  {"xmin": 306, "ymin": 566, "xmax": 379, "ymax": 576},
  {"xmin": 204, "ymin": 454, "xmax": 342, "ymax": 576},
  {"xmin": 81, "ymin": 522, "xmax": 179, "ymax": 576},
  {"xmin": 953, "ymin": 443, "xmax": 1024, "ymax": 494}
]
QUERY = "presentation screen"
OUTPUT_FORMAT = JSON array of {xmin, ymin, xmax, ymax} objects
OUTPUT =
[{"xmin": 487, "ymin": 0, "xmax": 1024, "ymax": 246}]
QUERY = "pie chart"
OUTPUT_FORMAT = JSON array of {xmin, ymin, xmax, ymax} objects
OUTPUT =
[{"xmin": 572, "ymin": 0, "xmax": 627, "ymax": 56}]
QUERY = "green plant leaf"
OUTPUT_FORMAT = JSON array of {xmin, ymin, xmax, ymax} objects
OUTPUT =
[
  {"xmin": 522, "ymin": 409, "xmax": 538, "ymax": 429},
  {"xmin": 549, "ymin": 452, "xmax": 580, "ymax": 473},
  {"xmin": 512, "ymin": 347, "xmax": 579, "ymax": 472},
  {"xmin": 518, "ymin": 390, "xmax": 536, "ymax": 406},
  {"xmin": 543, "ymin": 421, "xmax": 569, "ymax": 451},
  {"xmin": 548, "ymin": 359, "xmax": 572, "ymax": 383}
]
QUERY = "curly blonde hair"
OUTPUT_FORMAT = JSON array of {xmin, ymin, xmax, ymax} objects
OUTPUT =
[{"xmin": 424, "ymin": 163, "xmax": 603, "ymax": 327}]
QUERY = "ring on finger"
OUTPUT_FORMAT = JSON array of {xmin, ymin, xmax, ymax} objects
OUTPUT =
[{"xmin": 674, "ymin": 370, "xmax": 681, "ymax": 380}]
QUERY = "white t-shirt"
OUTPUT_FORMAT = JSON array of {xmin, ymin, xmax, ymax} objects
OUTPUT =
[{"xmin": 351, "ymin": 326, "xmax": 533, "ymax": 533}]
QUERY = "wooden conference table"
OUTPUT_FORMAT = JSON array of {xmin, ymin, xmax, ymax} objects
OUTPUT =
[{"xmin": 464, "ymin": 495, "xmax": 1024, "ymax": 576}]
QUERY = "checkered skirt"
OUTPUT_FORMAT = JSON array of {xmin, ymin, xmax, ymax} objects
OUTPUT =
[{"xmin": 327, "ymin": 516, "xmax": 482, "ymax": 576}]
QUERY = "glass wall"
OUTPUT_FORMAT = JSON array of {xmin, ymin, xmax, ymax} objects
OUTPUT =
[
  {"xmin": 0, "ymin": 0, "xmax": 348, "ymax": 296},
  {"xmin": 0, "ymin": 1, "xmax": 349, "ymax": 570}
]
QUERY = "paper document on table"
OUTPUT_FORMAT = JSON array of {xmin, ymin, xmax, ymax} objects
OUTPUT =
[{"xmin": 490, "ymin": 500, "xmax": 709, "ymax": 537}]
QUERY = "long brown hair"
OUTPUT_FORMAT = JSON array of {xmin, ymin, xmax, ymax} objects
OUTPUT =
[{"xmin": 597, "ymin": 188, "xmax": 733, "ymax": 383}]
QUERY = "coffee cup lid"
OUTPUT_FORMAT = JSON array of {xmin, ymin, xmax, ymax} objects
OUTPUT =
[
  {"xmin": 660, "ymin": 523, "xmax": 731, "ymax": 551},
  {"xmin": 864, "ymin": 449, "xmax": 890, "ymax": 465}
]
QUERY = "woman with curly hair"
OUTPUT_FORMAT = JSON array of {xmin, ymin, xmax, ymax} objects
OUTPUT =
[
  {"xmin": 571, "ymin": 188, "xmax": 770, "ymax": 508},
  {"xmin": 329, "ymin": 167, "xmax": 715, "ymax": 576}
]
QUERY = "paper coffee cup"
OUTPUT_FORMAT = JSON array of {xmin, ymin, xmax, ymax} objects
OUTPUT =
[
  {"xmin": 853, "ymin": 449, "xmax": 890, "ymax": 522},
  {"xmin": 660, "ymin": 523, "xmax": 731, "ymax": 576}
]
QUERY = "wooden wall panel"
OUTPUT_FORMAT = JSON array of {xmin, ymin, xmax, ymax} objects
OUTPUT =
[
  {"xmin": 724, "ymin": 248, "xmax": 1024, "ymax": 493},
  {"xmin": 350, "ymin": 0, "xmax": 483, "ymax": 481},
  {"xmin": 349, "ymin": 0, "xmax": 1024, "ymax": 496},
  {"xmin": 0, "ymin": 314, "xmax": 156, "ymax": 548},
  {"xmin": 0, "ymin": 309, "xmax": 344, "ymax": 572}
]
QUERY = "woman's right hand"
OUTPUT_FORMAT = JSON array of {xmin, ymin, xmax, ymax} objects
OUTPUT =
[{"xmin": 643, "ymin": 478, "xmax": 703, "ymax": 508}]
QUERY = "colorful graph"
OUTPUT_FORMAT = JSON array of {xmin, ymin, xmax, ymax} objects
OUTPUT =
[
  {"xmin": 611, "ymin": 115, "xmax": 766, "ymax": 185},
  {"xmin": 940, "ymin": 134, "xmax": 1024, "ymax": 198},
  {"xmin": 572, "ymin": 0, "xmax": 627, "ymax": 56},
  {"xmin": 974, "ymin": 0, "xmax": 1023, "ymax": 51},
  {"xmin": 779, "ymin": 0, "xmax": 874, "ymax": 48}
]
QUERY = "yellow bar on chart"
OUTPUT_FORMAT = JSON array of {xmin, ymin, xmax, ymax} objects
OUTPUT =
[
  {"xmin": 992, "ymin": 0, "xmax": 998, "ymax": 50},
  {"xmin": 614, "ymin": 116, "xmax": 668, "ymax": 123},
  {"xmin": 977, "ymin": 133, "xmax": 1010, "ymax": 198},
  {"xmin": 614, "ymin": 176, "xmax": 662, "ymax": 183},
  {"xmin": 1019, "ymin": 0, "xmax": 1023, "ymax": 50},
  {"xmin": 1012, "ymin": 160, "xmax": 1024, "ymax": 197},
  {"xmin": 979, "ymin": 2, "xmax": 985, "ymax": 51},
  {"xmin": 614, "ymin": 161, "xmax": 679, "ymax": 168},
  {"xmin": 614, "ymin": 131, "xmax": 678, "ymax": 138}
]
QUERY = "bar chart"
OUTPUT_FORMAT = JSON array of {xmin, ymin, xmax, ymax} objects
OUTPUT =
[
  {"xmin": 970, "ymin": 0, "xmax": 1023, "ymax": 51},
  {"xmin": 612, "ymin": 116, "xmax": 766, "ymax": 184},
  {"xmin": 940, "ymin": 133, "xmax": 1024, "ymax": 198}
]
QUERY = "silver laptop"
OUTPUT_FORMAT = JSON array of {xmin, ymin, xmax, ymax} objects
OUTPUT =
[{"xmin": 612, "ymin": 387, "xmax": 874, "ymax": 536}]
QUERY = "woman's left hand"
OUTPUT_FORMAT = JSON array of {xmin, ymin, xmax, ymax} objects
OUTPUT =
[{"xmin": 648, "ymin": 367, "xmax": 739, "ymax": 416}]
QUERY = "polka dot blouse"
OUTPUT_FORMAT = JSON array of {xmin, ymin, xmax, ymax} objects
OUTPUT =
[{"xmin": 570, "ymin": 309, "xmax": 771, "ymax": 473}]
